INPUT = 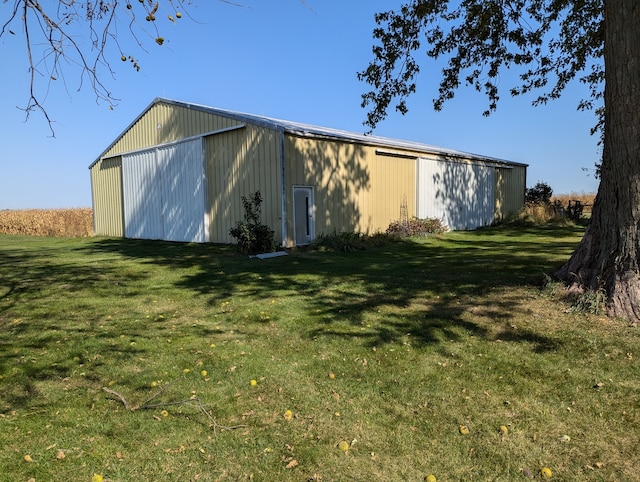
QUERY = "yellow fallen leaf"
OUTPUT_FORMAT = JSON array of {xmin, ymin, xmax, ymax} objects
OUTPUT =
[
  {"xmin": 283, "ymin": 409, "xmax": 293, "ymax": 421},
  {"xmin": 459, "ymin": 425, "xmax": 470, "ymax": 435}
]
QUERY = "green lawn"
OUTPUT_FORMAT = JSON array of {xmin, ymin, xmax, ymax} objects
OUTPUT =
[{"xmin": 1, "ymin": 226, "xmax": 638, "ymax": 481}]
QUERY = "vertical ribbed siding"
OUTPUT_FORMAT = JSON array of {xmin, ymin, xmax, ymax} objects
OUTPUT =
[
  {"xmin": 104, "ymin": 102, "xmax": 239, "ymax": 157},
  {"xmin": 122, "ymin": 149, "xmax": 164, "ymax": 240},
  {"xmin": 417, "ymin": 157, "xmax": 495, "ymax": 230},
  {"xmin": 368, "ymin": 152, "xmax": 416, "ymax": 230},
  {"xmin": 158, "ymin": 139, "xmax": 206, "ymax": 242},
  {"xmin": 121, "ymin": 139, "xmax": 206, "ymax": 242},
  {"xmin": 90, "ymin": 156, "xmax": 124, "ymax": 237},
  {"xmin": 205, "ymin": 124, "xmax": 282, "ymax": 244},
  {"xmin": 283, "ymin": 135, "xmax": 416, "ymax": 242},
  {"xmin": 495, "ymin": 165, "xmax": 526, "ymax": 221}
]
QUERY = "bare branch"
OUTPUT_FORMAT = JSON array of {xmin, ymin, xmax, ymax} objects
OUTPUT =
[
  {"xmin": 102, "ymin": 377, "xmax": 247, "ymax": 433},
  {"xmin": 0, "ymin": 0, "xmax": 209, "ymax": 134},
  {"xmin": 102, "ymin": 386, "xmax": 132, "ymax": 410}
]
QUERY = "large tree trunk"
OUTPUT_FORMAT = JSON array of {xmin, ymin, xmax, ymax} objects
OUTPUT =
[{"xmin": 555, "ymin": 1, "xmax": 640, "ymax": 320}]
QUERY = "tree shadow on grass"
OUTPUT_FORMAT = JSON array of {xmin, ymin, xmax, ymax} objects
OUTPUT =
[
  {"xmin": 0, "ymin": 240, "xmax": 151, "ymax": 411},
  {"xmin": 0, "ymin": 225, "xmax": 581, "ymax": 410},
  {"xmin": 79, "ymin": 224, "xmax": 583, "ymax": 352}
]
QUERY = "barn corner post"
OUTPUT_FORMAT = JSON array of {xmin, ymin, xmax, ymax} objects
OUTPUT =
[
  {"xmin": 556, "ymin": 0, "xmax": 640, "ymax": 320},
  {"xmin": 279, "ymin": 129, "xmax": 289, "ymax": 247}
]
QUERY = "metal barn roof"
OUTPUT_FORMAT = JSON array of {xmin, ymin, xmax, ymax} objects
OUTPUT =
[{"xmin": 92, "ymin": 97, "xmax": 528, "ymax": 168}]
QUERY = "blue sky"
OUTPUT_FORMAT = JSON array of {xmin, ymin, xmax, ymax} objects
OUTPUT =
[{"xmin": 0, "ymin": 1, "xmax": 601, "ymax": 209}]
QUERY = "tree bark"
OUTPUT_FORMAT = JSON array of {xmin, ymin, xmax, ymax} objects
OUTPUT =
[{"xmin": 555, "ymin": 1, "xmax": 640, "ymax": 320}]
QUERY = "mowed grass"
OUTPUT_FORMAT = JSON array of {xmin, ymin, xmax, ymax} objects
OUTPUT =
[{"xmin": 1, "ymin": 226, "xmax": 639, "ymax": 481}]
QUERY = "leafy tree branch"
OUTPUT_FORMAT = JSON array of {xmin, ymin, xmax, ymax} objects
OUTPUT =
[{"xmin": 358, "ymin": 0, "xmax": 603, "ymax": 134}]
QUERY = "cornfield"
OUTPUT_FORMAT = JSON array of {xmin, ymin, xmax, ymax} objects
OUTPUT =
[
  {"xmin": 0, "ymin": 208, "xmax": 94, "ymax": 237},
  {"xmin": 551, "ymin": 192, "xmax": 597, "ymax": 206}
]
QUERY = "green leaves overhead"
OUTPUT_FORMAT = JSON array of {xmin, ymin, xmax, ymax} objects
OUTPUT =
[{"xmin": 359, "ymin": 0, "xmax": 603, "ymax": 131}]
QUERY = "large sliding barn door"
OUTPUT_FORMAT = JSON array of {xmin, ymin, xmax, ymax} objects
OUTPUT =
[
  {"xmin": 417, "ymin": 158, "xmax": 495, "ymax": 230},
  {"xmin": 122, "ymin": 139, "xmax": 207, "ymax": 242},
  {"xmin": 122, "ymin": 149, "xmax": 164, "ymax": 240},
  {"xmin": 158, "ymin": 141, "xmax": 207, "ymax": 242}
]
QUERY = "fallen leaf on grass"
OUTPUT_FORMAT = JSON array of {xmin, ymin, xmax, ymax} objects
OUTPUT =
[{"xmin": 285, "ymin": 459, "xmax": 298, "ymax": 469}]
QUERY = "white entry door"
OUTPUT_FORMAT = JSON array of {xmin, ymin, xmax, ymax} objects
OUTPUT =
[{"xmin": 293, "ymin": 186, "xmax": 315, "ymax": 245}]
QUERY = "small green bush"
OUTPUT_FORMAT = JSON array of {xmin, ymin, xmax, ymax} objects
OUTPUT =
[
  {"xmin": 525, "ymin": 181, "xmax": 553, "ymax": 205},
  {"xmin": 386, "ymin": 217, "xmax": 447, "ymax": 237},
  {"xmin": 229, "ymin": 191, "xmax": 275, "ymax": 254}
]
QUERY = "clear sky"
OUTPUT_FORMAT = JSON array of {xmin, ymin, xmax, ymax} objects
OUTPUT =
[{"xmin": 0, "ymin": 1, "xmax": 601, "ymax": 209}]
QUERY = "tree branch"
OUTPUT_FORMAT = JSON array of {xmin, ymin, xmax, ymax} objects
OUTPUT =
[{"xmin": 102, "ymin": 376, "xmax": 247, "ymax": 433}]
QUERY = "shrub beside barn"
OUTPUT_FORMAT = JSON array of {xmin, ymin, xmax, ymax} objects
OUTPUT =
[{"xmin": 89, "ymin": 98, "xmax": 527, "ymax": 246}]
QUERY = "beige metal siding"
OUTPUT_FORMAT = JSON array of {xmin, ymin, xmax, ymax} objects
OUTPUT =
[
  {"xmin": 90, "ymin": 156, "xmax": 124, "ymax": 237},
  {"xmin": 104, "ymin": 102, "xmax": 241, "ymax": 157},
  {"xmin": 205, "ymin": 125, "xmax": 282, "ymax": 244},
  {"xmin": 283, "ymin": 135, "xmax": 416, "ymax": 245},
  {"xmin": 495, "ymin": 165, "xmax": 526, "ymax": 221}
]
